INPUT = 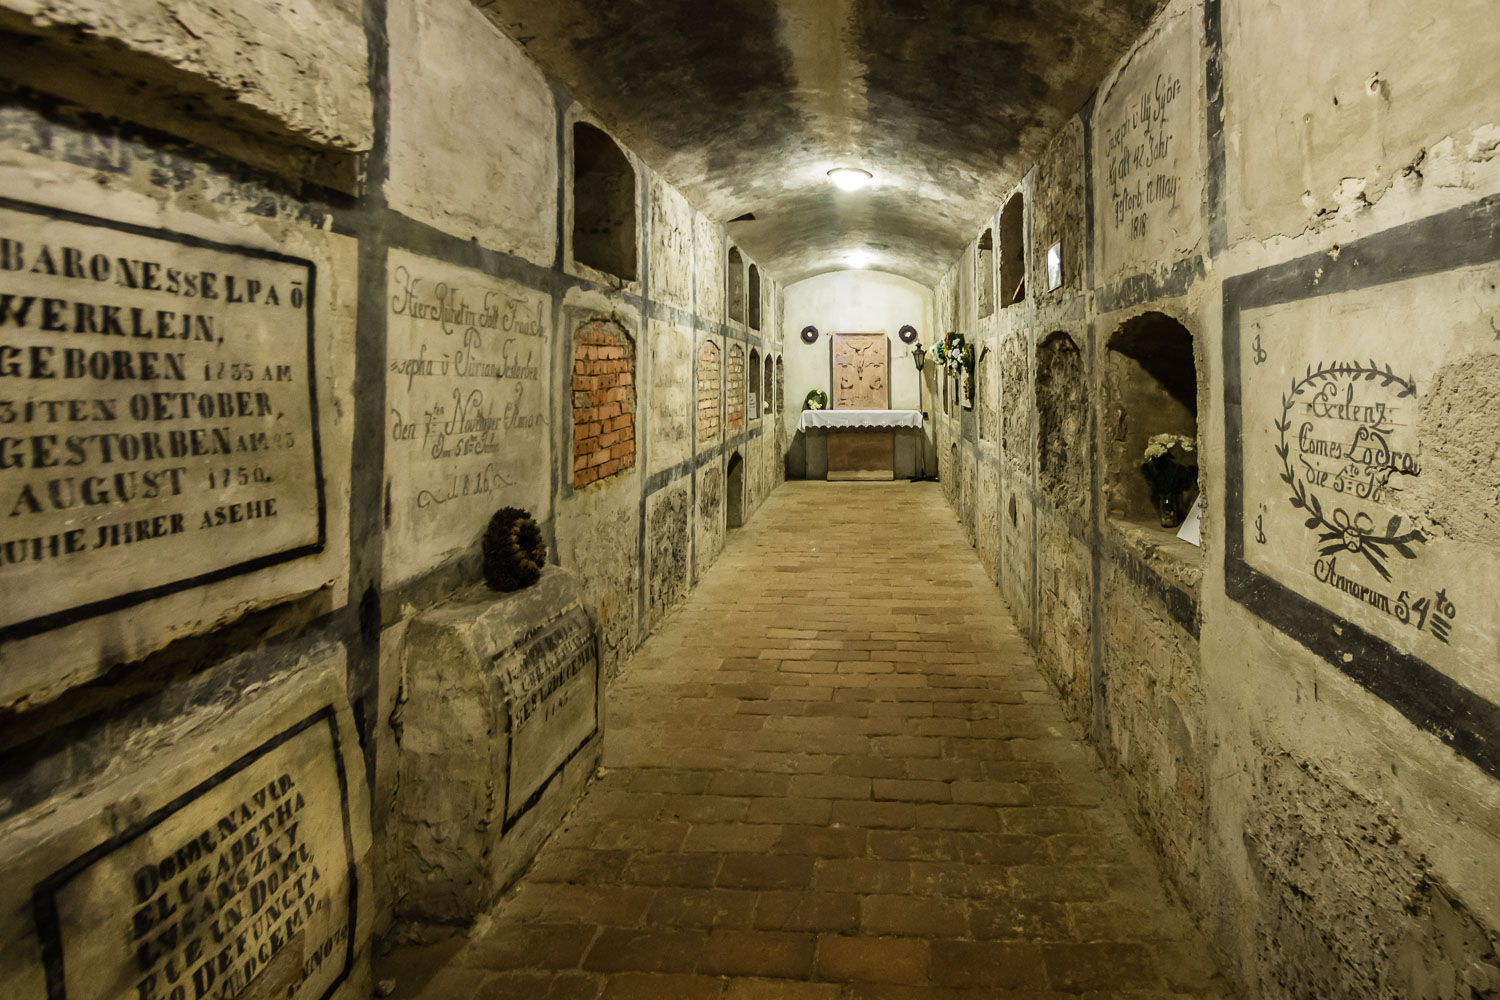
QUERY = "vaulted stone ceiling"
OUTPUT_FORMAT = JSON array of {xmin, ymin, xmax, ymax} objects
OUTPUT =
[{"xmin": 477, "ymin": 0, "xmax": 1163, "ymax": 285}]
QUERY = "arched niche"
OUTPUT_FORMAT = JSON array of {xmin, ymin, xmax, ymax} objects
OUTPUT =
[
  {"xmin": 1000, "ymin": 192, "xmax": 1025, "ymax": 308},
  {"xmin": 977, "ymin": 229, "xmax": 995, "ymax": 318},
  {"xmin": 748, "ymin": 263, "xmax": 762, "ymax": 330},
  {"xmin": 699, "ymin": 340, "xmax": 721, "ymax": 441},
  {"xmin": 1036, "ymin": 331, "xmax": 1086, "ymax": 511},
  {"xmin": 749, "ymin": 348, "xmax": 761, "ymax": 418},
  {"xmin": 572, "ymin": 123, "xmax": 636, "ymax": 281},
  {"xmin": 727, "ymin": 343, "xmax": 745, "ymax": 430},
  {"xmin": 728, "ymin": 247, "xmax": 746, "ymax": 325},
  {"xmin": 1104, "ymin": 311, "xmax": 1200, "ymax": 526},
  {"xmin": 726, "ymin": 451, "xmax": 745, "ymax": 528}
]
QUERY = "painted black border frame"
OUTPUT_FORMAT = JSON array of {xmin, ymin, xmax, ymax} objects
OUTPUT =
[
  {"xmin": 0, "ymin": 196, "xmax": 328, "ymax": 641},
  {"xmin": 1222, "ymin": 193, "xmax": 1500, "ymax": 780},
  {"xmin": 32, "ymin": 705, "xmax": 359, "ymax": 1000}
]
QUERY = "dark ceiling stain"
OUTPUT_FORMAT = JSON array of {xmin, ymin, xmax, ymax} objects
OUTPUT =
[{"xmin": 477, "ymin": 0, "xmax": 1164, "ymax": 285}]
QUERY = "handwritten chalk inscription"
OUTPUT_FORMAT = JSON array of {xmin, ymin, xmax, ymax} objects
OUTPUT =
[{"xmin": 383, "ymin": 250, "xmax": 550, "ymax": 583}]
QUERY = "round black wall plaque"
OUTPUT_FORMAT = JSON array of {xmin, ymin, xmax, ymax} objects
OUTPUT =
[
  {"xmin": 800, "ymin": 325, "xmax": 819, "ymax": 344},
  {"xmin": 899, "ymin": 325, "xmax": 918, "ymax": 344}
]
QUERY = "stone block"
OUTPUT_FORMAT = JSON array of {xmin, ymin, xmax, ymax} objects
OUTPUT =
[
  {"xmin": 393, "ymin": 567, "xmax": 602, "ymax": 924},
  {"xmin": 0, "ymin": 650, "xmax": 373, "ymax": 1000}
]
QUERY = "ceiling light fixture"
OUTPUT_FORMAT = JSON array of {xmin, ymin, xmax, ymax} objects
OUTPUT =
[
  {"xmin": 847, "ymin": 251, "xmax": 871, "ymax": 269},
  {"xmin": 827, "ymin": 167, "xmax": 873, "ymax": 192}
]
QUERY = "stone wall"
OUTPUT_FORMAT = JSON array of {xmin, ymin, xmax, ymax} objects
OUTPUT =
[
  {"xmin": 0, "ymin": 0, "xmax": 785, "ymax": 986},
  {"xmin": 931, "ymin": 0, "xmax": 1500, "ymax": 997}
]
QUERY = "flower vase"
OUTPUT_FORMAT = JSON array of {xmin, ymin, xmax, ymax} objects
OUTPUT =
[{"xmin": 1154, "ymin": 492, "xmax": 1184, "ymax": 529}]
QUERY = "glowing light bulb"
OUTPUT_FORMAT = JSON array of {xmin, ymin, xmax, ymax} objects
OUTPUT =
[
  {"xmin": 847, "ymin": 251, "xmax": 871, "ymax": 269},
  {"xmin": 827, "ymin": 167, "xmax": 872, "ymax": 192}
]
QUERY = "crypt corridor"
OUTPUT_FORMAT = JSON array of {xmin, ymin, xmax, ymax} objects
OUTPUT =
[
  {"xmin": 385, "ymin": 482, "xmax": 1229, "ymax": 998},
  {"xmin": 1, "ymin": 1, "xmax": 1499, "ymax": 1000}
]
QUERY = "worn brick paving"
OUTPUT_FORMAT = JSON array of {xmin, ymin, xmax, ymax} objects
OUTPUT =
[{"xmin": 411, "ymin": 482, "xmax": 1233, "ymax": 999}]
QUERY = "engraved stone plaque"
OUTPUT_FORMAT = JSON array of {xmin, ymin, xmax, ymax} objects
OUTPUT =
[
  {"xmin": 499, "ymin": 606, "xmax": 599, "ymax": 825},
  {"xmin": 0, "ymin": 200, "xmax": 324, "ymax": 640},
  {"xmin": 33, "ymin": 710, "xmax": 357, "ymax": 1000},
  {"xmin": 383, "ymin": 249, "xmax": 551, "ymax": 583}
]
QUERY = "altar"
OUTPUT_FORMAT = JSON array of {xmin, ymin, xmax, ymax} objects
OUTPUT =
[{"xmin": 797, "ymin": 408, "xmax": 925, "ymax": 481}]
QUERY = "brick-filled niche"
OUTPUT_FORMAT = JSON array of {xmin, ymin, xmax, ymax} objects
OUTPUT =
[
  {"xmin": 727, "ymin": 343, "xmax": 745, "ymax": 431},
  {"xmin": 699, "ymin": 340, "xmax": 721, "ymax": 441},
  {"xmin": 573, "ymin": 317, "xmax": 636, "ymax": 488}
]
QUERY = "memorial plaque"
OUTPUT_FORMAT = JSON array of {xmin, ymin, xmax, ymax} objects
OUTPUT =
[
  {"xmin": 498, "ymin": 606, "xmax": 598, "ymax": 826},
  {"xmin": 33, "ymin": 708, "xmax": 357, "ymax": 1000},
  {"xmin": 384, "ymin": 250, "xmax": 550, "ymax": 583},
  {"xmin": 1092, "ymin": 11, "xmax": 1202, "ymax": 284},
  {"xmin": 1226, "ymin": 217, "xmax": 1500, "ymax": 778},
  {"xmin": 0, "ymin": 200, "xmax": 324, "ymax": 640}
]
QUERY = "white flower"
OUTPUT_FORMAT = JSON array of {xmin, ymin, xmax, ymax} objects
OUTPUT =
[{"xmin": 1144, "ymin": 433, "xmax": 1195, "ymax": 462}]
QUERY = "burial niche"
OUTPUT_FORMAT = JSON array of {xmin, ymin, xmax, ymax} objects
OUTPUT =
[
  {"xmin": 699, "ymin": 340, "xmax": 721, "ymax": 441},
  {"xmin": 728, "ymin": 247, "xmax": 746, "ymax": 324},
  {"xmin": 1104, "ymin": 312, "xmax": 1199, "ymax": 527},
  {"xmin": 978, "ymin": 346, "xmax": 996, "ymax": 443},
  {"xmin": 1036, "ymin": 331, "xmax": 1086, "ymax": 511},
  {"xmin": 573, "ymin": 318, "xmax": 636, "ymax": 488},
  {"xmin": 749, "ymin": 348, "xmax": 762, "ymax": 418},
  {"xmin": 1000, "ymin": 192, "xmax": 1025, "ymax": 307},
  {"xmin": 728, "ymin": 343, "xmax": 745, "ymax": 429},
  {"xmin": 978, "ymin": 228, "xmax": 995, "ymax": 318},
  {"xmin": 727, "ymin": 451, "xmax": 745, "ymax": 528},
  {"xmin": 572, "ymin": 123, "xmax": 637, "ymax": 281},
  {"xmin": 748, "ymin": 263, "xmax": 762, "ymax": 330},
  {"xmin": 765, "ymin": 356, "xmax": 775, "ymax": 417}
]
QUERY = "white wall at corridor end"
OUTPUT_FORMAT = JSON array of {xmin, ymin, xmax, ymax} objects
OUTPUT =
[{"xmin": 782, "ymin": 271, "xmax": 935, "ymax": 435}]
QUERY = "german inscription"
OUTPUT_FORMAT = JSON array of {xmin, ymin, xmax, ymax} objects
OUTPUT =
[
  {"xmin": 0, "ymin": 202, "xmax": 323, "ymax": 639},
  {"xmin": 1092, "ymin": 11, "xmax": 1200, "ymax": 281},
  {"xmin": 39, "ymin": 712, "xmax": 354, "ymax": 1000},
  {"xmin": 499, "ymin": 607, "xmax": 597, "ymax": 823},
  {"xmin": 383, "ymin": 250, "xmax": 549, "ymax": 583}
]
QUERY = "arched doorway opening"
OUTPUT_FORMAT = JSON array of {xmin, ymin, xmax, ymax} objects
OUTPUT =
[{"xmin": 726, "ymin": 452, "xmax": 745, "ymax": 528}]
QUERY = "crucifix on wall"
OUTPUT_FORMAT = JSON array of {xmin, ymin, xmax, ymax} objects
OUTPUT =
[{"xmin": 830, "ymin": 333, "xmax": 890, "ymax": 409}]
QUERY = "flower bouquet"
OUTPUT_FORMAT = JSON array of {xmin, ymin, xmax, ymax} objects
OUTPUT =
[
  {"xmin": 804, "ymin": 388, "xmax": 828, "ymax": 410},
  {"xmin": 1140, "ymin": 433, "xmax": 1197, "ymax": 528}
]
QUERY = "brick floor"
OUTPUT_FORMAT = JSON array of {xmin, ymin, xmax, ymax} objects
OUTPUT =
[{"xmin": 390, "ymin": 483, "xmax": 1234, "ymax": 999}]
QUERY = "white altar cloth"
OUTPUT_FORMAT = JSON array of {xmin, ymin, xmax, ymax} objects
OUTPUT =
[{"xmin": 797, "ymin": 408, "xmax": 924, "ymax": 433}]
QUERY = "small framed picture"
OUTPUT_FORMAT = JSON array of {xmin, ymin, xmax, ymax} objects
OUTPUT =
[{"xmin": 1046, "ymin": 241, "xmax": 1064, "ymax": 292}]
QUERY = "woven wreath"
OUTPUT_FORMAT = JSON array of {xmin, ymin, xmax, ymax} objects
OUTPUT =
[{"xmin": 482, "ymin": 507, "xmax": 547, "ymax": 592}]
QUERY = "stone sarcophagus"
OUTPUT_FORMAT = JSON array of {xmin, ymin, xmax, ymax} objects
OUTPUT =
[{"xmin": 393, "ymin": 567, "xmax": 601, "ymax": 925}]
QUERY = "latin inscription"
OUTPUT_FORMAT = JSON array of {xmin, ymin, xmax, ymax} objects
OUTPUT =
[
  {"xmin": 383, "ymin": 250, "xmax": 549, "ymax": 583},
  {"xmin": 500, "ymin": 608, "xmax": 597, "ymax": 823},
  {"xmin": 41, "ymin": 714, "xmax": 353, "ymax": 1000},
  {"xmin": 1240, "ymin": 267, "xmax": 1500, "ymax": 704},
  {"xmin": 0, "ymin": 202, "xmax": 322, "ymax": 638}
]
